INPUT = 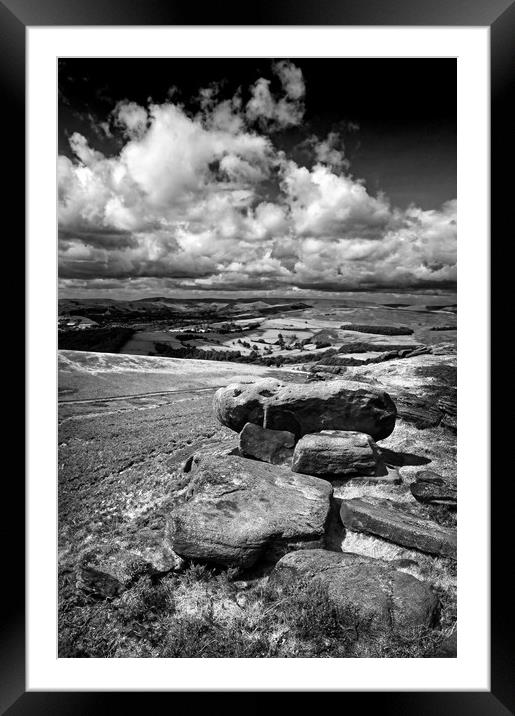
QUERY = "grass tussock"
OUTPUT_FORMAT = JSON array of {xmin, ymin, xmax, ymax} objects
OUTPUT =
[{"xmin": 59, "ymin": 562, "xmax": 453, "ymax": 659}]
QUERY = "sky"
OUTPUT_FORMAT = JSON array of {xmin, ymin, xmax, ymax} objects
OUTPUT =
[{"xmin": 58, "ymin": 58, "xmax": 456, "ymax": 299}]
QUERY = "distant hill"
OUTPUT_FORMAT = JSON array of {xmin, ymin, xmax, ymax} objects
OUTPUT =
[{"xmin": 58, "ymin": 297, "xmax": 311, "ymax": 321}]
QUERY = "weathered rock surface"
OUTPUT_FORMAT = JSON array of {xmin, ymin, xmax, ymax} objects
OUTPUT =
[
  {"xmin": 410, "ymin": 470, "xmax": 457, "ymax": 508},
  {"xmin": 315, "ymin": 354, "xmax": 457, "ymax": 432},
  {"xmin": 271, "ymin": 549, "xmax": 438, "ymax": 636},
  {"xmin": 182, "ymin": 439, "xmax": 239, "ymax": 473},
  {"xmin": 213, "ymin": 378, "xmax": 397, "ymax": 441},
  {"xmin": 123, "ymin": 525, "xmax": 186, "ymax": 573},
  {"xmin": 395, "ymin": 391, "xmax": 457, "ymax": 431},
  {"xmin": 76, "ymin": 544, "xmax": 157, "ymax": 598},
  {"xmin": 292, "ymin": 430, "xmax": 380, "ymax": 479},
  {"xmin": 340, "ymin": 498, "xmax": 457, "ymax": 558},
  {"xmin": 239, "ymin": 422, "xmax": 295, "ymax": 465},
  {"xmin": 165, "ymin": 453, "xmax": 333, "ymax": 568}
]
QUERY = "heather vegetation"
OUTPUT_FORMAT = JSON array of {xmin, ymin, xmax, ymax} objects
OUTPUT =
[{"xmin": 59, "ymin": 563, "xmax": 452, "ymax": 658}]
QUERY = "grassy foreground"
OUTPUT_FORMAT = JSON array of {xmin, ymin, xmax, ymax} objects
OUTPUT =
[{"xmin": 59, "ymin": 562, "xmax": 455, "ymax": 659}]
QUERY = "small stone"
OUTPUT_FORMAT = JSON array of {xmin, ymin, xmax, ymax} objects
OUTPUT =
[
  {"xmin": 292, "ymin": 430, "xmax": 380, "ymax": 479},
  {"xmin": 233, "ymin": 580, "xmax": 250, "ymax": 590},
  {"xmin": 239, "ymin": 422, "xmax": 295, "ymax": 465},
  {"xmin": 235, "ymin": 593, "xmax": 248, "ymax": 608},
  {"xmin": 410, "ymin": 470, "xmax": 457, "ymax": 508}
]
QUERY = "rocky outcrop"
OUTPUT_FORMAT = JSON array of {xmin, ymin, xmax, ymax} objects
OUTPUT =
[
  {"xmin": 239, "ymin": 422, "xmax": 295, "ymax": 465},
  {"xmin": 340, "ymin": 498, "xmax": 457, "ymax": 558},
  {"xmin": 410, "ymin": 470, "xmax": 457, "ymax": 508},
  {"xmin": 292, "ymin": 430, "xmax": 381, "ymax": 479},
  {"xmin": 213, "ymin": 378, "xmax": 397, "ymax": 440},
  {"xmin": 390, "ymin": 390, "xmax": 456, "ymax": 431},
  {"xmin": 165, "ymin": 453, "xmax": 333, "ymax": 568},
  {"xmin": 394, "ymin": 392, "xmax": 448, "ymax": 429},
  {"xmin": 310, "ymin": 353, "xmax": 457, "ymax": 432},
  {"xmin": 271, "ymin": 549, "xmax": 438, "ymax": 636}
]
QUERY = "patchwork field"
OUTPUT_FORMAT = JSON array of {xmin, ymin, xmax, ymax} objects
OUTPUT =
[{"xmin": 106, "ymin": 293, "xmax": 458, "ymax": 362}]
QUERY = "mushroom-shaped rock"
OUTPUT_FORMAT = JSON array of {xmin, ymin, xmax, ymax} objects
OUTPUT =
[
  {"xmin": 165, "ymin": 453, "xmax": 333, "ymax": 568},
  {"xmin": 213, "ymin": 378, "xmax": 397, "ymax": 441},
  {"xmin": 292, "ymin": 430, "xmax": 381, "ymax": 479},
  {"xmin": 270, "ymin": 549, "xmax": 438, "ymax": 636}
]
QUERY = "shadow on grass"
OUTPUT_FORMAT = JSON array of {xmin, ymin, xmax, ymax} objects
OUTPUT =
[{"xmin": 380, "ymin": 448, "xmax": 432, "ymax": 468}]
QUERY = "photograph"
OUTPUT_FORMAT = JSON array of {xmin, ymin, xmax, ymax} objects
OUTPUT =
[{"xmin": 57, "ymin": 57, "xmax": 458, "ymax": 659}]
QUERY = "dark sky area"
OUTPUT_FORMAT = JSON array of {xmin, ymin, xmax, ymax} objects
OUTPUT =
[{"xmin": 58, "ymin": 58, "xmax": 456, "ymax": 297}]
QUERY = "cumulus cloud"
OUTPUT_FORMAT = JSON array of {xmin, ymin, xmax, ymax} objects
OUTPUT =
[
  {"xmin": 246, "ymin": 61, "xmax": 305, "ymax": 131},
  {"xmin": 302, "ymin": 132, "xmax": 349, "ymax": 171},
  {"xmin": 112, "ymin": 100, "xmax": 149, "ymax": 139},
  {"xmin": 58, "ymin": 62, "xmax": 456, "ymax": 293},
  {"xmin": 273, "ymin": 60, "xmax": 305, "ymax": 100},
  {"xmin": 280, "ymin": 161, "xmax": 392, "ymax": 240}
]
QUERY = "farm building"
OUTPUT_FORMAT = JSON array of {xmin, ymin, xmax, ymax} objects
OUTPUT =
[{"xmin": 59, "ymin": 316, "xmax": 99, "ymax": 329}]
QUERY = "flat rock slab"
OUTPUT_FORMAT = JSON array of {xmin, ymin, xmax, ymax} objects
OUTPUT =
[
  {"xmin": 340, "ymin": 498, "xmax": 457, "ymax": 558},
  {"xmin": 165, "ymin": 453, "xmax": 333, "ymax": 568},
  {"xmin": 214, "ymin": 378, "xmax": 397, "ymax": 441},
  {"xmin": 239, "ymin": 422, "xmax": 295, "ymax": 465},
  {"xmin": 271, "ymin": 549, "xmax": 438, "ymax": 636},
  {"xmin": 410, "ymin": 470, "xmax": 457, "ymax": 508},
  {"xmin": 292, "ymin": 430, "xmax": 380, "ymax": 479}
]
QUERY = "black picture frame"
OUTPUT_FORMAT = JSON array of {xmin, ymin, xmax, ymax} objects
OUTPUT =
[{"xmin": 6, "ymin": 0, "xmax": 507, "ymax": 712}]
